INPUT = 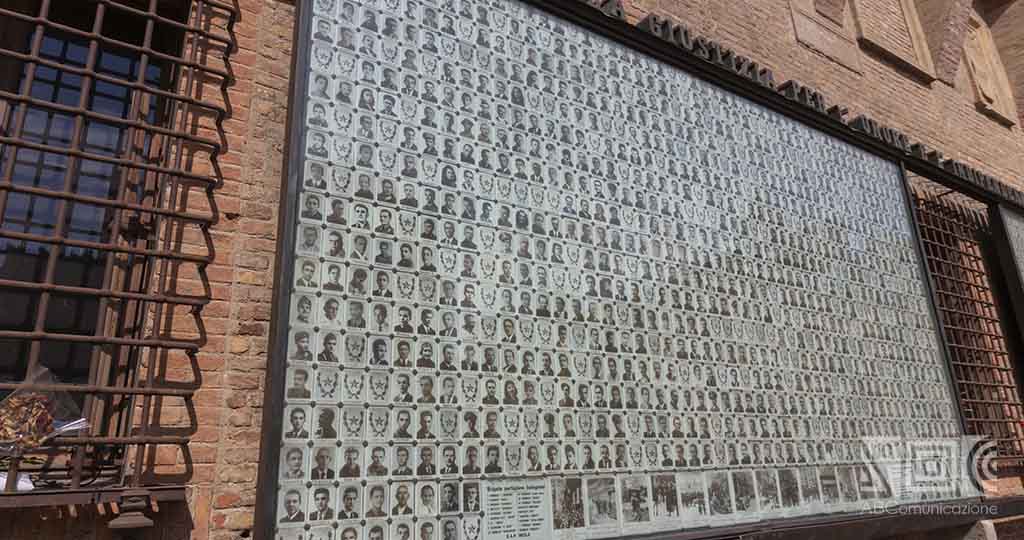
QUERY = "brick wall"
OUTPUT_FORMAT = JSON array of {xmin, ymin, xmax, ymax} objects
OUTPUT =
[
  {"xmin": 857, "ymin": 0, "xmax": 919, "ymax": 60},
  {"xmin": 815, "ymin": 0, "xmax": 847, "ymax": 24},
  {"xmin": 625, "ymin": 0, "xmax": 1024, "ymax": 186},
  {"xmin": 986, "ymin": 0, "xmax": 1024, "ymax": 127},
  {"xmin": 915, "ymin": 0, "xmax": 973, "ymax": 83},
  {"xmin": 3, "ymin": 1, "xmax": 1024, "ymax": 540},
  {"xmin": 176, "ymin": 0, "xmax": 298, "ymax": 538}
]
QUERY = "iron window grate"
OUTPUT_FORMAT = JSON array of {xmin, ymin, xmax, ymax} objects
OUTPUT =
[
  {"xmin": 909, "ymin": 177, "xmax": 1024, "ymax": 467},
  {"xmin": 0, "ymin": 0, "xmax": 235, "ymax": 502}
]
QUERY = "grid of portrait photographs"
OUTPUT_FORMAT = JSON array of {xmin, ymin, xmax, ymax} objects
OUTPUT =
[{"xmin": 274, "ymin": 0, "xmax": 964, "ymax": 538}]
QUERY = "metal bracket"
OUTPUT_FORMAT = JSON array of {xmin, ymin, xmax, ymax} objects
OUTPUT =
[{"xmin": 107, "ymin": 489, "xmax": 154, "ymax": 530}]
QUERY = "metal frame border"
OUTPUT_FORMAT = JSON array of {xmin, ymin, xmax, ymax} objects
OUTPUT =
[
  {"xmin": 989, "ymin": 205, "xmax": 1024, "ymax": 349},
  {"xmin": 898, "ymin": 163, "xmax": 972, "ymax": 438},
  {"xmin": 986, "ymin": 204, "xmax": 1024, "ymax": 459},
  {"xmin": 253, "ymin": 0, "xmax": 310, "ymax": 536},
  {"xmin": 982, "ymin": 204, "xmax": 1024, "ymax": 470},
  {"xmin": 516, "ymin": 0, "xmax": 1024, "ymax": 214},
  {"xmin": 253, "ymin": 1, "xmax": 1024, "ymax": 538}
]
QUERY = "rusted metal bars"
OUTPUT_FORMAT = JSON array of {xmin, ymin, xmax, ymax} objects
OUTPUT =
[
  {"xmin": 0, "ymin": 0, "xmax": 235, "ymax": 500},
  {"xmin": 910, "ymin": 185, "xmax": 1024, "ymax": 464}
]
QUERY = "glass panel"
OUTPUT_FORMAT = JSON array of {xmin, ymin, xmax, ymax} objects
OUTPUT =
[
  {"xmin": 271, "ymin": 0, "xmax": 966, "ymax": 535},
  {"xmin": 0, "ymin": 21, "xmax": 164, "ymax": 383}
]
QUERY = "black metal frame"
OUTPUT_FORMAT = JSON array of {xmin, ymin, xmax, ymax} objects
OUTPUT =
[
  {"xmin": 908, "ymin": 183, "xmax": 1024, "ymax": 467},
  {"xmin": 989, "ymin": 205, "xmax": 1024, "ymax": 353},
  {"xmin": 254, "ymin": 0, "xmax": 310, "ymax": 536},
  {"xmin": 515, "ymin": 0, "xmax": 1024, "ymax": 215},
  {"xmin": 898, "ymin": 165, "xmax": 972, "ymax": 439},
  {"xmin": 254, "ymin": 1, "xmax": 1024, "ymax": 539},
  {"xmin": 985, "ymin": 203, "xmax": 1024, "ymax": 467},
  {"xmin": 982, "ymin": 205, "xmax": 1024, "ymax": 391}
]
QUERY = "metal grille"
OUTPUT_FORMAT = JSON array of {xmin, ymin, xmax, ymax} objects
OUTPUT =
[
  {"xmin": 0, "ymin": 0, "xmax": 234, "ymax": 503},
  {"xmin": 910, "ymin": 178, "xmax": 1024, "ymax": 467}
]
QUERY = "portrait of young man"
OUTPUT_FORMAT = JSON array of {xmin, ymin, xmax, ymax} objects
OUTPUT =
[
  {"xmin": 365, "ymin": 484, "xmax": 388, "ymax": 518},
  {"xmin": 310, "ymin": 447, "xmax": 335, "ymax": 480}
]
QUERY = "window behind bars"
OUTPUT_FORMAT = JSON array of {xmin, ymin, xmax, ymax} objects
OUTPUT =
[{"xmin": 0, "ymin": 0, "xmax": 233, "ymax": 503}]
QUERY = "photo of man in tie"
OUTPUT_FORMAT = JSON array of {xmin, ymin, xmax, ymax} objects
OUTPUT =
[
  {"xmin": 417, "ymin": 309, "xmax": 436, "ymax": 335},
  {"xmin": 311, "ymin": 447, "xmax": 335, "ymax": 480},
  {"xmin": 285, "ymin": 408, "xmax": 309, "ymax": 439},
  {"xmin": 438, "ymin": 312, "xmax": 458, "ymax": 337},
  {"xmin": 279, "ymin": 489, "xmax": 305, "ymax": 523},
  {"xmin": 392, "ymin": 484, "xmax": 414, "ymax": 516},
  {"xmin": 372, "ymin": 272, "xmax": 393, "ymax": 297},
  {"xmin": 500, "ymin": 318, "xmax": 516, "ymax": 343}
]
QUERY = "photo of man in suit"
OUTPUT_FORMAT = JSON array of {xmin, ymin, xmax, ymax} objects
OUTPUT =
[
  {"xmin": 339, "ymin": 447, "xmax": 360, "ymax": 478},
  {"xmin": 280, "ymin": 489, "xmax": 305, "ymax": 523},
  {"xmin": 417, "ymin": 447, "xmax": 437, "ymax": 477},
  {"xmin": 287, "ymin": 369, "xmax": 311, "ymax": 399},
  {"xmin": 339, "ymin": 487, "xmax": 359, "ymax": 519},
  {"xmin": 366, "ymin": 485, "xmax": 387, "ymax": 518},
  {"xmin": 417, "ymin": 309, "xmax": 436, "ymax": 335},
  {"xmin": 285, "ymin": 408, "xmax": 309, "ymax": 439},
  {"xmin": 392, "ymin": 484, "xmax": 413, "ymax": 516},
  {"xmin": 440, "ymin": 446, "xmax": 459, "ymax": 474},
  {"xmin": 463, "ymin": 446, "xmax": 481, "ymax": 474},
  {"xmin": 311, "ymin": 447, "xmax": 335, "ymax": 480},
  {"xmin": 393, "ymin": 447, "xmax": 413, "ymax": 476},
  {"xmin": 310, "ymin": 488, "xmax": 334, "ymax": 521},
  {"xmin": 439, "ymin": 312, "xmax": 458, "ymax": 337},
  {"xmin": 394, "ymin": 306, "xmax": 414, "ymax": 333},
  {"xmin": 484, "ymin": 446, "xmax": 502, "ymax": 474}
]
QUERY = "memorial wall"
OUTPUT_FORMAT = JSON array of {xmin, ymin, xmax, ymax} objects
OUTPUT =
[{"xmin": 270, "ymin": 0, "xmax": 965, "ymax": 538}]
